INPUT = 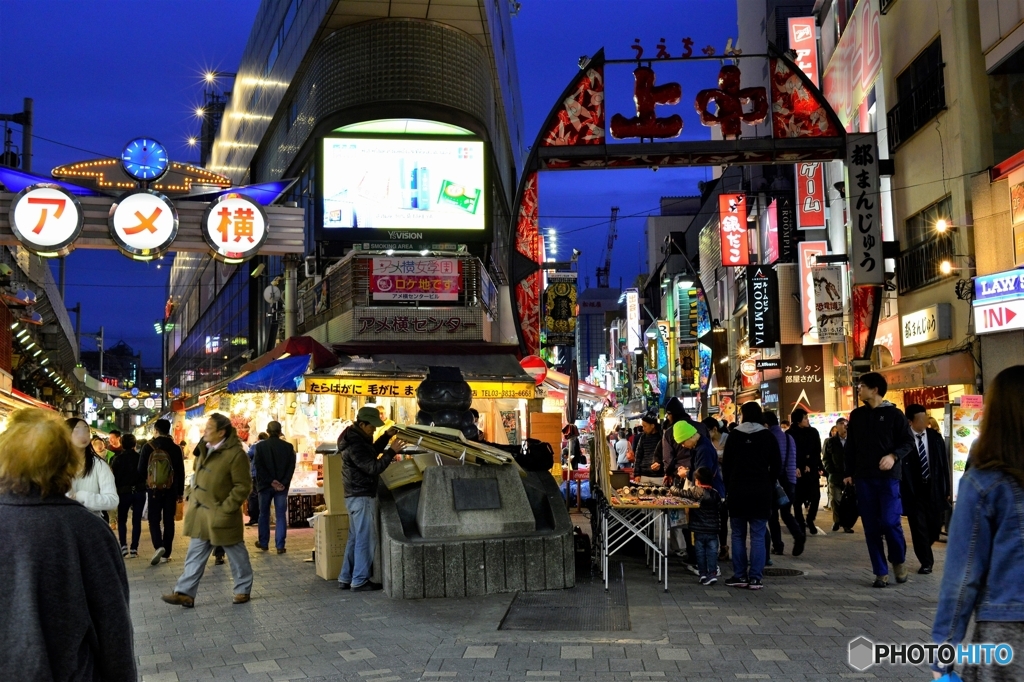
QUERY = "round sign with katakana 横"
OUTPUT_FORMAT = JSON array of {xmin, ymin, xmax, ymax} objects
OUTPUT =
[
  {"xmin": 8, "ymin": 184, "xmax": 85, "ymax": 257},
  {"xmin": 108, "ymin": 189, "xmax": 178, "ymax": 260},
  {"xmin": 201, "ymin": 193, "xmax": 269, "ymax": 263}
]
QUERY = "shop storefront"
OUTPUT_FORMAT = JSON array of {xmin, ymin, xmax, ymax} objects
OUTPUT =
[{"xmin": 876, "ymin": 352, "xmax": 977, "ymax": 425}]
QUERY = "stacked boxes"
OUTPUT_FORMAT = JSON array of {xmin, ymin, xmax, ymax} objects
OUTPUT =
[
  {"xmin": 322, "ymin": 453, "xmax": 347, "ymax": 514},
  {"xmin": 314, "ymin": 511, "xmax": 350, "ymax": 580}
]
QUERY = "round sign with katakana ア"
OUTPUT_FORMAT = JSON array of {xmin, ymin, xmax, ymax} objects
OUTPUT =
[
  {"xmin": 112, "ymin": 398, "xmax": 124, "ymax": 409},
  {"xmin": 201, "ymin": 193, "xmax": 269, "ymax": 263},
  {"xmin": 108, "ymin": 189, "xmax": 178, "ymax": 261},
  {"xmin": 8, "ymin": 184, "xmax": 85, "ymax": 257},
  {"xmin": 128, "ymin": 398, "xmax": 140, "ymax": 409}
]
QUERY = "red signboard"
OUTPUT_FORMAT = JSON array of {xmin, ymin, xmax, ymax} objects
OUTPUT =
[
  {"xmin": 719, "ymin": 193, "xmax": 750, "ymax": 267},
  {"xmin": 763, "ymin": 199, "xmax": 779, "ymax": 264},
  {"xmin": 788, "ymin": 17, "xmax": 819, "ymax": 87},
  {"xmin": 821, "ymin": 0, "xmax": 882, "ymax": 129},
  {"xmin": 788, "ymin": 18, "xmax": 827, "ymax": 230}
]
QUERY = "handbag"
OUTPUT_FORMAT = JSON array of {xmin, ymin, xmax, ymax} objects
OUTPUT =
[
  {"xmin": 838, "ymin": 483, "xmax": 859, "ymax": 529},
  {"xmin": 774, "ymin": 481, "xmax": 790, "ymax": 508}
]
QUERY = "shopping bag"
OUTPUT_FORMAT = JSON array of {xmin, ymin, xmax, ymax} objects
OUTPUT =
[
  {"xmin": 175, "ymin": 500, "xmax": 184, "ymax": 521},
  {"xmin": 774, "ymin": 482, "xmax": 790, "ymax": 508},
  {"xmin": 838, "ymin": 483, "xmax": 859, "ymax": 529}
]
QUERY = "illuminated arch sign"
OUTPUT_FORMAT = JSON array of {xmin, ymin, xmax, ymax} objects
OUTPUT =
[
  {"xmin": 202, "ymin": 193, "xmax": 269, "ymax": 263},
  {"xmin": 108, "ymin": 189, "xmax": 179, "ymax": 261},
  {"xmin": 8, "ymin": 184, "xmax": 85, "ymax": 257}
]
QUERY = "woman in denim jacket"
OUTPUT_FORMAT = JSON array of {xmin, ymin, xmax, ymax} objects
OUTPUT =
[{"xmin": 931, "ymin": 365, "xmax": 1024, "ymax": 681}]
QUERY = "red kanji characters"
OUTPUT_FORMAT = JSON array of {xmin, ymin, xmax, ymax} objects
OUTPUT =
[
  {"xmin": 214, "ymin": 205, "xmax": 257, "ymax": 243},
  {"xmin": 610, "ymin": 66, "xmax": 683, "ymax": 139},
  {"xmin": 694, "ymin": 65, "xmax": 768, "ymax": 139}
]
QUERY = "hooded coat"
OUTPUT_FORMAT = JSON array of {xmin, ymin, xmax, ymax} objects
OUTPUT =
[
  {"xmin": 183, "ymin": 433, "xmax": 251, "ymax": 547},
  {"xmin": 338, "ymin": 426, "xmax": 397, "ymax": 498},
  {"xmin": 662, "ymin": 397, "xmax": 709, "ymax": 477},
  {"xmin": 722, "ymin": 422, "xmax": 781, "ymax": 520}
]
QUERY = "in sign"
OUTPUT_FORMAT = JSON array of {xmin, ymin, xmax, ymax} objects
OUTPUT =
[
  {"xmin": 8, "ymin": 184, "xmax": 85, "ymax": 257},
  {"xmin": 975, "ymin": 299, "xmax": 1024, "ymax": 335},
  {"xmin": 201, "ymin": 193, "xmax": 269, "ymax": 263},
  {"xmin": 108, "ymin": 189, "xmax": 179, "ymax": 261}
]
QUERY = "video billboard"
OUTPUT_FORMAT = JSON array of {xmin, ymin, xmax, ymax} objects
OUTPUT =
[{"xmin": 320, "ymin": 136, "xmax": 486, "ymax": 238}]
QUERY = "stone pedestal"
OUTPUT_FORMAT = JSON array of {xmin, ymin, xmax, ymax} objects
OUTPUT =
[{"xmin": 416, "ymin": 465, "xmax": 535, "ymax": 539}]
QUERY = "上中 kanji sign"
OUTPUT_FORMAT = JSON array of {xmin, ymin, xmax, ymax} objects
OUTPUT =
[
  {"xmin": 8, "ymin": 184, "xmax": 84, "ymax": 256},
  {"xmin": 108, "ymin": 189, "xmax": 178, "ymax": 260},
  {"xmin": 369, "ymin": 257, "xmax": 462, "ymax": 302},
  {"xmin": 719, "ymin": 193, "xmax": 750, "ymax": 267},
  {"xmin": 202, "ymin": 193, "xmax": 269, "ymax": 263},
  {"xmin": 846, "ymin": 133, "xmax": 884, "ymax": 285}
]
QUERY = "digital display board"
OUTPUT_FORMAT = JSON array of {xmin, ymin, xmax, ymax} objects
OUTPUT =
[{"xmin": 320, "ymin": 136, "xmax": 486, "ymax": 235}]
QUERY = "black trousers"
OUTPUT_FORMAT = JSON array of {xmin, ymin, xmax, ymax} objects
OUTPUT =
[
  {"xmin": 800, "ymin": 477, "xmax": 821, "ymax": 527},
  {"xmin": 905, "ymin": 488, "xmax": 939, "ymax": 568},
  {"xmin": 148, "ymin": 490, "xmax": 178, "ymax": 558},
  {"xmin": 117, "ymin": 491, "xmax": 145, "ymax": 551},
  {"xmin": 247, "ymin": 476, "xmax": 260, "ymax": 523}
]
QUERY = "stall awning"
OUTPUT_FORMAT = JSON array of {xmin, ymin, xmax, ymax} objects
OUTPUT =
[
  {"xmin": 876, "ymin": 352, "xmax": 977, "ymax": 391},
  {"xmin": 241, "ymin": 336, "xmax": 337, "ymax": 373},
  {"xmin": 544, "ymin": 369, "xmax": 616, "ymax": 405},
  {"xmin": 228, "ymin": 354, "xmax": 311, "ymax": 393},
  {"xmin": 303, "ymin": 352, "xmax": 536, "ymax": 399}
]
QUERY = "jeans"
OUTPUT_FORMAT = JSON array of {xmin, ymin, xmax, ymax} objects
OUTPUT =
[
  {"xmin": 338, "ymin": 496, "xmax": 376, "ymax": 587},
  {"xmin": 148, "ymin": 490, "xmax": 177, "ymax": 558},
  {"xmin": 694, "ymin": 532, "xmax": 719, "ymax": 579},
  {"xmin": 247, "ymin": 476, "xmax": 260, "ymax": 523},
  {"xmin": 731, "ymin": 517, "xmax": 768, "ymax": 581},
  {"xmin": 174, "ymin": 537, "xmax": 253, "ymax": 598},
  {"xmin": 856, "ymin": 477, "xmax": 906, "ymax": 576},
  {"xmin": 258, "ymin": 488, "xmax": 289, "ymax": 550},
  {"xmin": 117, "ymin": 491, "xmax": 145, "ymax": 551}
]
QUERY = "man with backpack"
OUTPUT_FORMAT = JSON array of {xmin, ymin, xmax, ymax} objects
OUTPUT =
[{"xmin": 138, "ymin": 419, "xmax": 186, "ymax": 566}]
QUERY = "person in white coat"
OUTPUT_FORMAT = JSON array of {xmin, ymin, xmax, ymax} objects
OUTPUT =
[{"xmin": 65, "ymin": 417, "xmax": 118, "ymax": 517}]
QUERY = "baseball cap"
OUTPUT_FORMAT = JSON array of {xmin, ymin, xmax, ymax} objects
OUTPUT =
[
  {"xmin": 673, "ymin": 420, "xmax": 698, "ymax": 443},
  {"xmin": 356, "ymin": 406, "xmax": 385, "ymax": 427}
]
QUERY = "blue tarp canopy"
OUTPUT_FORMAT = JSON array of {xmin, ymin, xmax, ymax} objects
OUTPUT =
[{"xmin": 227, "ymin": 354, "xmax": 310, "ymax": 393}]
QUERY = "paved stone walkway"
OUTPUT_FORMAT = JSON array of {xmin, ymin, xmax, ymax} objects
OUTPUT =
[{"xmin": 126, "ymin": 509, "xmax": 946, "ymax": 682}]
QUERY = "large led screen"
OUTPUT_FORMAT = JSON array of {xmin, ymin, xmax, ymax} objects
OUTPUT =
[{"xmin": 322, "ymin": 137, "xmax": 486, "ymax": 232}]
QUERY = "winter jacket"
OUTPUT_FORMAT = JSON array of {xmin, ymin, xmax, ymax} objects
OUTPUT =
[
  {"xmin": 661, "ymin": 415, "xmax": 709, "ymax": 477},
  {"xmin": 844, "ymin": 401, "xmax": 913, "ymax": 480},
  {"xmin": 722, "ymin": 422, "xmax": 781, "ymax": 520},
  {"xmin": 0, "ymin": 492, "xmax": 136, "ymax": 682},
  {"xmin": 338, "ymin": 426, "xmax": 397, "ymax": 498},
  {"xmin": 110, "ymin": 447, "xmax": 144, "ymax": 494},
  {"xmin": 253, "ymin": 435, "xmax": 296, "ymax": 492},
  {"xmin": 681, "ymin": 484, "xmax": 722, "ymax": 535},
  {"xmin": 822, "ymin": 436, "xmax": 847, "ymax": 485},
  {"xmin": 183, "ymin": 434, "xmax": 251, "ymax": 547},
  {"xmin": 634, "ymin": 428, "xmax": 664, "ymax": 477},
  {"xmin": 69, "ymin": 455, "xmax": 119, "ymax": 516},
  {"xmin": 790, "ymin": 424, "xmax": 823, "ymax": 498},
  {"xmin": 769, "ymin": 425, "xmax": 798, "ymax": 486},
  {"xmin": 137, "ymin": 435, "xmax": 186, "ymax": 498},
  {"xmin": 689, "ymin": 436, "xmax": 725, "ymax": 497}
]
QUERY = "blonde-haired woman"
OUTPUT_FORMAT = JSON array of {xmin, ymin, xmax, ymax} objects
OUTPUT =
[
  {"xmin": 0, "ymin": 408, "xmax": 136, "ymax": 680},
  {"xmin": 65, "ymin": 417, "xmax": 119, "ymax": 518},
  {"xmin": 932, "ymin": 365, "xmax": 1024, "ymax": 680}
]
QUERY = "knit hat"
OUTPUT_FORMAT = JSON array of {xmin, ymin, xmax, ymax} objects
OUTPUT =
[
  {"xmin": 641, "ymin": 414, "xmax": 659, "ymax": 426},
  {"xmin": 673, "ymin": 420, "xmax": 698, "ymax": 443},
  {"xmin": 665, "ymin": 396, "xmax": 686, "ymax": 421}
]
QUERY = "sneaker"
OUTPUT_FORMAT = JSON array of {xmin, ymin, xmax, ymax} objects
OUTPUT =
[
  {"xmin": 771, "ymin": 546, "xmax": 784, "ymax": 556},
  {"xmin": 873, "ymin": 575, "xmax": 889, "ymax": 588},
  {"xmin": 716, "ymin": 566, "xmax": 722, "ymax": 577},
  {"xmin": 351, "ymin": 581, "xmax": 383, "ymax": 592},
  {"xmin": 699, "ymin": 575, "xmax": 709, "ymax": 586},
  {"xmin": 160, "ymin": 557, "xmax": 171, "ymax": 563},
  {"xmin": 844, "ymin": 528, "xmax": 855, "ymax": 533},
  {"xmin": 150, "ymin": 547, "xmax": 166, "ymax": 565},
  {"xmin": 725, "ymin": 576, "xmax": 749, "ymax": 588},
  {"xmin": 765, "ymin": 558, "xmax": 773, "ymax": 566},
  {"xmin": 686, "ymin": 563, "xmax": 701, "ymax": 576},
  {"xmin": 128, "ymin": 550, "xmax": 138, "ymax": 559},
  {"xmin": 705, "ymin": 576, "xmax": 717, "ymax": 586},
  {"xmin": 214, "ymin": 555, "xmax": 225, "ymax": 565},
  {"xmin": 808, "ymin": 525, "xmax": 818, "ymax": 535},
  {"xmin": 894, "ymin": 562, "xmax": 909, "ymax": 584},
  {"xmin": 121, "ymin": 545, "xmax": 129, "ymax": 558},
  {"xmin": 792, "ymin": 537, "xmax": 806, "ymax": 557},
  {"xmin": 748, "ymin": 578, "xmax": 764, "ymax": 590},
  {"xmin": 338, "ymin": 582, "xmax": 350, "ymax": 590}
]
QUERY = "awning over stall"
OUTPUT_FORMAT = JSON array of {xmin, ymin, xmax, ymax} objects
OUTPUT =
[
  {"xmin": 228, "ymin": 354, "xmax": 311, "ymax": 393},
  {"xmin": 543, "ymin": 369, "xmax": 616, "ymax": 405},
  {"xmin": 875, "ymin": 352, "xmax": 976, "ymax": 391},
  {"xmin": 241, "ymin": 336, "xmax": 337, "ymax": 373}
]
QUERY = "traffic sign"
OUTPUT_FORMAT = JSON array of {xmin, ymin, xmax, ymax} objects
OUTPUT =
[
  {"xmin": 520, "ymin": 355, "xmax": 547, "ymax": 386},
  {"xmin": 975, "ymin": 299, "xmax": 1024, "ymax": 334}
]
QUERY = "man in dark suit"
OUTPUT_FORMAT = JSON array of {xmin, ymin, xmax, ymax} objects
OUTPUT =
[
  {"xmin": 902, "ymin": 404, "xmax": 951, "ymax": 575},
  {"xmin": 253, "ymin": 421, "xmax": 296, "ymax": 554}
]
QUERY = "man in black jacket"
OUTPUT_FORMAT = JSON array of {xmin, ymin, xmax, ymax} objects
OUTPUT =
[
  {"xmin": 789, "ymin": 409, "xmax": 823, "ymax": 534},
  {"xmin": 137, "ymin": 419, "xmax": 186, "ymax": 566},
  {"xmin": 111, "ymin": 434, "xmax": 145, "ymax": 558},
  {"xmin": 337, "ymin": 406, "xmax": 406, "ymax": 591},
  {"xmin": 253, "ymin": 421, "xmax": 296, "ymax": 554},
  {"xmin": 843, "ymin": 372, "xmax": 914, "ymax": 588},
  {"xmin": 902, "ymin": 404, "xmax": 950, "ymax": 575},
  {"xmin": 822, "ymin": 417, "xmax": 853, "ymax": 533},
  {"xmin": 634, "ymin": 415, "xmax": 664, "ymax": 483}
]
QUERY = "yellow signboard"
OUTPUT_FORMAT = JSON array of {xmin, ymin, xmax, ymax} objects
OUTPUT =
[{"xmin": 302, "ymin": 376, "xmax": 534, "ymax": 400}]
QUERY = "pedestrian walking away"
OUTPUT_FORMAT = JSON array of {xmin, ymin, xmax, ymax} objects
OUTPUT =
[
  {"xmin": 0, "ymin": 408, "xmax": 136, "ymax": 681},
  {"xmin": 902, "ymin": 404, "xmax": 950, "ymax": 575},
  {"xmin": 245, "ymin": 432, "xmax": 267, "ymax": 526},
  {"xmin": 110, "ymin": 433, "xmax": 146, "ymax": 557},
  {"xmin": 763, "ymin": 410, "xmax": 805, "ymax": 557},
  {"xmin": 337, "ymin": 406, "xmax": 408, "ymax": 592},
  {"xmin": 162, "ymin": 413, "xmax": 253, "ymax": 608},
  {"xmin": 721, "ymin": 401, "xmax": 781, "ymax": 591},
  {"xmin": 823, "ymin": 417, "xmax": 854, "ymax": 533},
  {"xmin": 931, "ymin": 365, "xmax": 1024, "ymax": 681},
  {"xmin": 789, "ymin": 408, "xmax": 823, "ymax": 535},
  {"xmin": 843, "ymin": 372, "xmax": 914, "ymax": 588},
  {"xmin": 138, "ymin": 419, "xmax": 186, "ymax": 565},
  {"xmin": 253, "ymin": 420, "xmax": 296, "ymax": 553},
  {"xmin": 65, "ymin": 417, "xmax": 119, "ymax": 519}
]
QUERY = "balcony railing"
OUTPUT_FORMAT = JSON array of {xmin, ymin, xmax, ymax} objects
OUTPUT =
[
  {"xmin": 887, "ymin": 68, "xmax": 946, "ymax": 151},
  {"xmin": 896, "ymin": 233, "xmax": 956, "ymax": 294}
]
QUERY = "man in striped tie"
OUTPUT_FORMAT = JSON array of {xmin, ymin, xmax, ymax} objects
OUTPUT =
[{"xmin": 902, "ymin": 404, "xmax": 951, "ymax": 575}]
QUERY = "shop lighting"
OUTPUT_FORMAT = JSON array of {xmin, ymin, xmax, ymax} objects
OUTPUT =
[
  {"xmin": 40, "ymin": 358, "xmax": 48, "ymax": 365},
  {"xmin": 32, "ymin": 349, "xmax": 41, "ymax": 357},
  {"xmin": 719, "ymin": 357, "xmax": 730, "ymax": 364},
  {"xmin": 936, "ymin": 218, "xmax": 949, "ymax": 233},
  {"xmin": 633, "ymin": 348, "xmax": 644, "ymax": 354},
  {"xmin": 420, "ymin": 249, "xmax": 431, "ymax": 257},
  {"xmin": 187, "ymin": 136, "xmax": 198, "ymax": 147},
  {"xmin": 16, "ymin": 329, "xmax": 28, "ymax": 339},
  {"xmin": 195, "ymin": 107, "xmax": 206, "ymax": 118},
  {"xmin": 9, "ymin": 322, "xmax": 17, "ymax": 330},
  {"xmin": 24, "ymin": 342, "xmax": 35, "ymax": 350},
  {"xmin": 385, "ymin": 249, "xmax": 395, "ymax": 256},
  {"xmin": 677, "ymin": 278, "xmax": 694, "ymax": 289},
  {"xmin": 940, "ymin": 260, "xmax": 953, "ymax": 275}
]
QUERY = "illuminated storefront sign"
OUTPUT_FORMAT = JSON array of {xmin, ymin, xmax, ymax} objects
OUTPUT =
[
  {"xmin": 201, "ymin": 193, "xmax": 269, "ymax": 263},
  {"xmin": 8, "ymin": 184, "xmax": 85, "ymax": 257},
  {"xmin": 302, "ymin": 376, "xmax": 534, "ymax": 399},
  {"xmin": 719, "ymin": 193, "xmax": 750, "ymax": 267},
  {"xmin": 625, "ymin": 289, "xmax": 641, "ymax": 352},
  {"xmin": 901, "ymin": 304, "xmax": 952, "ymax": 346},
  {"xmin": 369, "ymin": 257, "xmax": 462, "ymax": 302},
  {"xmin": 846, "ymin": 133, "xmax": 884, "ymax": 286},
  {"xmin": 746, "ymin": 265, "xmax": 779, "ymax": 347},
  {"xmin": 108, "ymin": 189, "xmax": 178, "ymax": 260},
  {"xmin": 788, "ymin": 18, "xmax": 826, "ymax": 231}
]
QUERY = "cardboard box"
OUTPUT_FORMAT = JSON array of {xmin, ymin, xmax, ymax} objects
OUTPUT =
[
  {"xmin": 322, "ymin": 454, "xmax": 347, "ymax": 515},
  {"xmin": 314, "ymin": 511, "xmax": 350, "ymax": 581}
]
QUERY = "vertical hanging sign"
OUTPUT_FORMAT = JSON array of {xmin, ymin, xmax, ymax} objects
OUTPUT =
[
  {"xmin": 719, "ymin": 193, "xmax": 750, "ymax": 267},
  {"xmin": 813, "ymin": 265, "xmax": 846, "ymax": 343},
  {"xmin": 745, "ymin": 265, "xmax": 779, "ymax": 348},
  {"xmin": 788, "ymin": 17, "xmax": 827, "ymax": 231},
  {"xmin": 846, "ymin": 133, "xmax": 884, "ymax": 286},
  {"xmin": 798, "ymin": 241, "xmax": 828, "ymax": 345},
  {"xmin": 625, "ymin": 289, "xmax": 641, "ymax": 352}
]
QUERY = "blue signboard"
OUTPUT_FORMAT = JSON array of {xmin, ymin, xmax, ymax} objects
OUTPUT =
[{"xmin": 975, "ymin": 269, "xmax": 1024, "ymax": 304}]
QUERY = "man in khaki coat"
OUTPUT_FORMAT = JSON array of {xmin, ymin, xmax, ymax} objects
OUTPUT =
[{"xmin": 162, "ymin": 413, "xmax": 253, "ymax": 607}]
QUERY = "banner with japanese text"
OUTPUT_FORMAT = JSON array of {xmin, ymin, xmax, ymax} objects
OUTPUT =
[
  {"xmin": 788, "ymin": 17, "xmax": 827, "ymax": 231},
  {"xmin": 745, "ymin": 265, "xmax": 779, "ymax": 347},
  {"xmin": 845, "ymin": 133, "xmax": 884, "ymax": 286},
  {"xmin": 370, "ymin": 257, "xmax": 462, "ymax": 301},
  {"xmin": 780, "ymin": 344, "xmax": 826, "ymax": 415},
  {"xmin": 719, "ymin": 193, "xmax": 750, "ymax": 267},
  {"xmin": 813, "ymin": 265, "xmax": 845, "ymax": 343}
]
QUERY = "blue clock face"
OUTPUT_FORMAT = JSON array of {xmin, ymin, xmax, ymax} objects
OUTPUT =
[{"xmin": 121, "ymin": 138, "xmax": 169, "ymax": 181}]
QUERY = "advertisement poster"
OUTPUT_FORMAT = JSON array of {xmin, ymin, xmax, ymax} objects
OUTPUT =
[
  {"xmin": 799, "ymin": 241, "xmax": 828, "ymax": 344},
  {"xmin": 808, "ymin": 412, "xmax": 848, "ymax": 442},
  {"xmin": 780, "ymin": 344, "xmax": 826, "ymax": 414},
  {"xmin": 322, "ymin": 137, "xmax": 486, "ymax": 231},
  {"xmin": 951, "ymin": 398, "xmax": 983, "ymax": 502},
  {"xmin": 544, "ymin": 278, "xmax": 578, "ymax": 346},
  {"xmin": 370, "ymin": 257, "xmax": 461, "ymax": 301},
  {"xmin": 500, "ymin": 410, "xmax": 521, "ymax": 445},
  {"xmin": 719, "ymin": 193, "xmax": 750, "ymax": 267},
  {"xmin": 814, "ymin": 265, "xmax": 845, "ymax": 343}
]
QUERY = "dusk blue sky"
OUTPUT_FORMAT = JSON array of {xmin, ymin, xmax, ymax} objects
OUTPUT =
[{"xmin": 0, "ymin": 0, "xmax": 736, "ymax": 365}]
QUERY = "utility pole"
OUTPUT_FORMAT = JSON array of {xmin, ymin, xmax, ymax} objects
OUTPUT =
[{"xmin": 0, "ymin": 98, "xmax": 32, "ymax": 171}]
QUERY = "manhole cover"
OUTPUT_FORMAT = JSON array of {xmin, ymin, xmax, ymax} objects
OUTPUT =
[
  {"xmin": 499, "ymin": 564, "xmax": 630, "ymax": 631},
  {"xmin": 763, "ymin": 568, "xmax": 804, "ymax": 577}
]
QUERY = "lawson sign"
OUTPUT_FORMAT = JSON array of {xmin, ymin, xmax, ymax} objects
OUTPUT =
[
  {"xmin": 974, "ymin": 269, "xmax": 1024, "ymax": 304},
  {"xmin": 974, "ymin": 268, "xmax": 1024, "ymax": 335}
]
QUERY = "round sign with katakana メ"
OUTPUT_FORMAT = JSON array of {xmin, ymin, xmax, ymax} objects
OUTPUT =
[
  {"xmin": 112, "ymin": 398, "xmax": 124, "ymax": 409},
  {"xmin": 128, "ymin": 398, "xmax": 140, "ymax": 409},
  {"xmin": 201, "ymin": 193, "xmax": 269, "ymax": 263},
  {"xmin": 8, "ymin": 184, "xmax": 85, "ymax": 257},
  {"xmin": 108, "ymin": 189, "xmax": 178, "ymax": 260}
]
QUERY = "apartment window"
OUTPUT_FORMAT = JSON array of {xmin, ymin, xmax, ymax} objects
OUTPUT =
[
  {"xmin": 896, "ymin": 195, "xmax": 955, "ymax": 294},
  {"xmin": 887, "ymin": 38, "xmax": 945, "ymax": 150}
]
